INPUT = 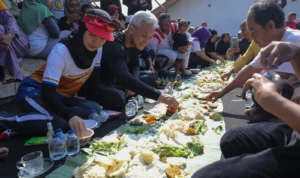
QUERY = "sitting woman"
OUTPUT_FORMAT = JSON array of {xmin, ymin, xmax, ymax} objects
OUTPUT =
[
  {"xmin": 0, "ymin": 7, "xmax": 29, "ymax": 83},
  {"xmin": 216, "ymin": 33, "xmax": 231, "ymax": 57},
  {"xmin": 18, "ymin": 0, "xmax": 70, "ymax": 59},
  {"xmin": 205, "ymin": 30, "xmax": 225, "ymax": 63},
  {"xmin": 58, "ymin": 0, "xmax": 81, "ymax": 31},
  {"xmin": 107, "ymin": 5, "xmax": 125, "ymax": 30},
  {"xmin": 2, "ymin": 9, "xmax": 114, "ymax": 137}
]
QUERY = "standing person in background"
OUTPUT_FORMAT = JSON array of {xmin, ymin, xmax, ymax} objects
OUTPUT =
[
  {"xmin": 216, "ymin": 33, "xmax": 231, "ymax": 57},
  {"xmin": 58, "ymin": 0, "xmax": 81, "ymax": 31},
  {"xmin": 107, "ymin": 5, "xmax": 125, "ymax": 30},
  {"xmin": 201, "ymin": 21, "xmax": 207, "ymax": 28},
  {"xmin": 51, "ymin": 0, "xmax": 65, "ymax": 22},
  {"xmin": 286, "ymin": 12, "xmax": 297, "ymax": 29},
  {"xmin": 100, "ymin": 0, "xmax": 122, "ymax": 15},
  {"xmin": 0, "ymin": 5, "xmax": 29, "ymax": 83},
  {"xmin": 123, "ymin": 0, "xmax": 152, "ymax": 16}
]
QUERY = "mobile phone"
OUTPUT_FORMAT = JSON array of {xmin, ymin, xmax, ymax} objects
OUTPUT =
[{"xmin": 231, "ymin": 37, "xmax": 239, "ymax": 49}]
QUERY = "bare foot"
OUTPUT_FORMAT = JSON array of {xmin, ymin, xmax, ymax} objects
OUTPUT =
[
  {"xmin": 3, "ymin": 68, "xmax": 16, "ymax": 83},
  {"xmin": 0, "ymin": 147, "xmax": 9, "ymax": 159}
]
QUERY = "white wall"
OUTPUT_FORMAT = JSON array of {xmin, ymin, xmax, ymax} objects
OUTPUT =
[{"xmin": 168, "ymin": 0, "xmax": 300, "ymax": 36}]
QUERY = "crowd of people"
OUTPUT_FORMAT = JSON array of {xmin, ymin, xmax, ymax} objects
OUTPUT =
[{"xmin": 1, "ymin": 0, "xmax": 300, "ymax": 177}]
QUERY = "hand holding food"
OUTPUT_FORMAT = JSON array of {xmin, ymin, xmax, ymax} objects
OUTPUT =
[{"xmin": 69, "ymin": 116, "xmax": 87, "ymax": 137}]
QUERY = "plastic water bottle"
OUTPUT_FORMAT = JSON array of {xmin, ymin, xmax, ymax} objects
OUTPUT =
[
  {"xmin": 263, "ymin": 66, "xmax": 281, "ymax": 81},
  {"xmin": 125, "ymin": 100, "xmax": 136, "ymax": 118},
  {"xmin": 49, "ymin": 134, "xmax": 67, "ymax": 160},
  {"xmin": 165, "ymin": 83, "xmax": 174, "ymax": 95},
  {"xmin": 137, "ymin": 95, "xmax": 144, "ymax": 109},
  {"xmin": 131, "ymin": 97, "xmax": 139, "ymax": 113},
  {"xmin": 245, "ymin": 90, "xmax": 254, "ymax": 108},
  {"xmin": 66, "ymin": 130, "xmax": 80, "ymax": 156},
  {"xmin": 89, "ymin": 110, "xmax": 100, "ymax": 128},
  {"xmin": 46, "ymin": 122, "xmax": 53, "ymax": 143},
  {"xmin": 55, "ymin": 128, "xmax": 67, "ymax": 144}
]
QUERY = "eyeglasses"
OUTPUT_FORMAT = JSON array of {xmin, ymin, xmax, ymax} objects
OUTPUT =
[{"xmin": 86, "ymin": 14, "xmax": 118, "ymax": 31}]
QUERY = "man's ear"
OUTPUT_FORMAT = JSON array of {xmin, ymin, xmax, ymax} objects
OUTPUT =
[
  {"xmin": 267, "ymin": 20, "xmax": 276, "ymax": 32},
  {"xmin": 128, "ymin": 24, "xmax": 135, "ymax": 34}
]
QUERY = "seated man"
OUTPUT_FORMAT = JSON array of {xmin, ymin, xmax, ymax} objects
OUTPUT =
[
  {"xmin": 192, "ymin": 41, "xmax": 300, "ymax": 178},
  {"xmin": 207, "ymin": 0, "xmax": 299, "ymax": 123},
  {"xmin": 150, "ymin": 13, "xmax": 192, "ymax": 72},
  {"xmin": 79, "ymin": 11, "xmax": 179, "ymax": 112}
]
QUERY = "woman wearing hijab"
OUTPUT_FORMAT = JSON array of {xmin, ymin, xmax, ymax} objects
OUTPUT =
[
  {"xmin": 205, "ymin": 30, "xmax": 225, "ymax": 64},
  {"xmin": 18, "ymin": 0, "xmax": 69, "ymax": 59},
  {"xmin": 58, "ymin": 0, "xmax": 81, "ymax": 31},
  {"xmin": 216, "ymin": 33, "xmax": 231, "ymax": 57},
  {"xmin": 0, "ymin": 9, "xmax": 115, "ymax": 137},
  {"xmin": 0, "ymin": 4, "xmax": 29, "ymax": 83},
  {"xmin": 107, "ymin": 5, "xmax": 125, "ymax": 30}
]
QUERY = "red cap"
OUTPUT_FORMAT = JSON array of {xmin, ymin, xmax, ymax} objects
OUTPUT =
[{"xmin": 83, "ymin": 15, "xmax": 115, "ymax": 42}]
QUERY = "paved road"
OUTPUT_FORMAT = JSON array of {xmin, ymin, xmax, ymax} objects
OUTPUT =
[{"xmin": 0, "ymin": 88, "xmax": 248, "ymax": 178}]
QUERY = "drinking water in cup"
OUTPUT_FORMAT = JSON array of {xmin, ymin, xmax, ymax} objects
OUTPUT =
[
  {"xmin": 17, "ymin": 151, "xmax": 44, "ymax": 176},
  {"xmin": 125, "ymin": 100, "xmax": 136, "ymax": 118},
  {"xmin": 245, "ymin": 90, "xmax": 254, "ymax": 108}
]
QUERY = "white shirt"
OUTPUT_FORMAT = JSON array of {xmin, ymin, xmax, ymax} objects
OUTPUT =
[
  {"xmin": 30, "ymin": 43, "xmax": 102, "ymax": 98},
  {"xmin": 250, "ymin": 29, "xmax": 300, "ymax": 74},
  {"xmin": 51, "ymin": 0, "xmax": 65, "ymax": 20},
  {"xmin": 28, "ymin": 24, "xmax": 49, "ymax": 57}
]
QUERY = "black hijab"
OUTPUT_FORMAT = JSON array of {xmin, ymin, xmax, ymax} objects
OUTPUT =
[
  {"xmin": 60, "ymin": 22, "xmax": 97, "ymax": 69},
  {"xmin": 216, "ymin": 33, "xmax": 230, "ymax": 55}
]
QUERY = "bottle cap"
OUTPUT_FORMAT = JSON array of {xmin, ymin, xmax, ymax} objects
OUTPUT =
[
  {"xmin": 55, "ymin": 128, "xmax": 62, "ymax": 133},
  {"xmin": 47, "ymin": 122, "xmax": 53, "ymax": 130},
  {"xmin": 52, "ymin": 134, "xmax": 59, "ymax": 138},
  {"xmin": 68, "ymin": 130, "xmax": 74, "ymax": 134}
]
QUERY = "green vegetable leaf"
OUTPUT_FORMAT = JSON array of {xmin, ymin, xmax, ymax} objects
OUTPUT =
[
  {"xmin": 214, "ymin": 125, "xmax": 223, "ymax": 135},
  {"xmin": 125, "ymin": 125, "xmax": 147, "ymax": 134}
]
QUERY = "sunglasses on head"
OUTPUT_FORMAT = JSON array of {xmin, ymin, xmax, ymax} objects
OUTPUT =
[{"xmin": 86, "ymin": 14, "xmax": 118, "ymax": 31}]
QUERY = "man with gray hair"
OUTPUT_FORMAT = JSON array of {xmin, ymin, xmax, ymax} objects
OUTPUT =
[{"xmin": 80, "ymin": 11, "xmax": 179, "ymax": 112}]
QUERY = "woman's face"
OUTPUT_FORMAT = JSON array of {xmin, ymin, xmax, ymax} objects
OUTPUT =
[
  {"xmin": 211, "ymin": 35, "xmax": 218, "ymax": 43},
  {"xmin": 83, "ymin": 30, "xmax": 106, "ymax": 51},
  {"xmin": 223, "ymin": 34, "xmax": 230, "ymax": 43},
  {"xmin": 69, "ymin": 0, "xmax": 80, "ymax": 14},
  {"xmin": 112, "ymin": 9, "xmax": 120, "ymax": 19},
  {"xmin": 46, "ymin": 0, "xmax": 53, "ymax": 9}
]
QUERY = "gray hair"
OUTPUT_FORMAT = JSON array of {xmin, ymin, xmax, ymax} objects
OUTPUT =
[{"xmin": 129, "ymin": 11, "xmax": 158, "ymax": 28}]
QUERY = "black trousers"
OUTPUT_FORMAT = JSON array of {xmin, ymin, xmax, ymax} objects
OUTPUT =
[
  {"xmin": 192, "ymin": 121, "xmax": 300, "ymax": 178},
  {"xmin": 188, "ymin": 52, "xmax": 211, "ymax": 69},
  {"xmin": 0, "ymin": 94, "xmax": 101, "ymax": 134}
]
